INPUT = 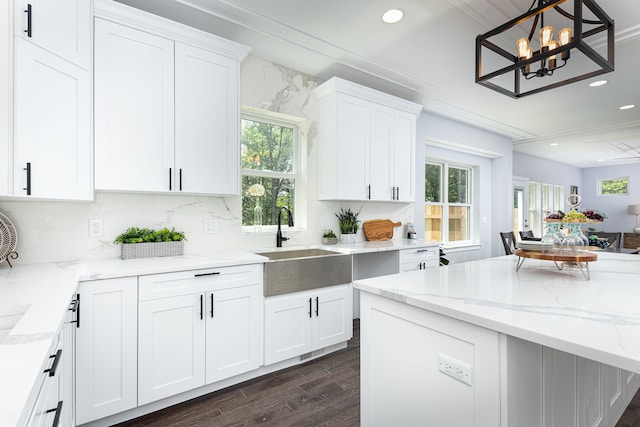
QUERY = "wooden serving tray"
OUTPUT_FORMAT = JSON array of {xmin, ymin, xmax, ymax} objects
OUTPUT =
[{"xmin": 363, "ymin": 219, "xmax": 402, "ymax": 241}]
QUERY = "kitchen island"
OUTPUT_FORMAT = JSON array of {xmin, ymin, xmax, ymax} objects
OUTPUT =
[{"xmin": 354, "ymin": 252, "xmax": 640, "ymax": 427}]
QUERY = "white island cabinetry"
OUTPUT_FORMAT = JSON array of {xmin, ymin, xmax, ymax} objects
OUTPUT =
[
  {"xmin": 94, "ymin": 0, "xmax": 249, "ymax": 195},
  {"xmin": 356, "ymin": 253, "xmax": 640, "ymax": 427},
  {"xmin": 314, "ymin": 77, "xmax": 421, "ymax": 202}
]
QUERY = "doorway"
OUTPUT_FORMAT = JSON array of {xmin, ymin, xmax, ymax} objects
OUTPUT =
[{"xmin": 513, "ymin": 176, "xmax": 530, "ymax": 236}]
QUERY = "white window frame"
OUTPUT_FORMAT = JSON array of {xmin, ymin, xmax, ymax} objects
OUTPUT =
[
  {"xmin": 240, "ymin": 107, "xmax": 306, "ymax": 232},
  {"xmin": 425, "ymin": 160, "xmax": 474, "ymax": 245}
]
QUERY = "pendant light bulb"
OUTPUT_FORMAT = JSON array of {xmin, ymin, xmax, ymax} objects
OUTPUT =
[
  {"xmin": 539, "ymin": 26, "xmax": 554, "ymax": 51},
  {"xmin": 516, "ymin": 38, "xmax": 530, "ymax": 58},
  {"xmin": 558, "ymin": 28, "xmax": 573, "ymax": 46}
]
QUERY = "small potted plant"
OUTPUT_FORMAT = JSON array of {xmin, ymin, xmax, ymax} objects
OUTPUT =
[
  {"xmin": 335, "ymin": 207, "xmax": 360, "ymax": 244},
  {"xmin": 114, "ymin": 226, "xmax": 186, "ymax": 259},
  {"xmin": 322, "ymin": 229, "xmax": 338, "ymax": 245}
]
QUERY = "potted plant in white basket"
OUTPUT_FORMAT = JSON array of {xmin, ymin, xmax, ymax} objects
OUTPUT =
[
  {"xmin": 335, "ymin": 208, "xmax": 360, "ymax": 244},
  {"xmin": 114, "ymin": 227, "xmax": 186, "ymax": 260}
]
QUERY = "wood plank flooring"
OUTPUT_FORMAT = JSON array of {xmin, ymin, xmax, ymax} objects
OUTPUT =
[
  {"xmin": 116, "ymin": 318, "xmax": 640, "ymax": 427},
  {"xmin": 116, "ymin": 320, "xmax": 360, "ymax": 427}
]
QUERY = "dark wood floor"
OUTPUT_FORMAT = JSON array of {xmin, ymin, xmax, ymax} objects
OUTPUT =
[
  {"xmin": 116, "ymin": 318, "xmax": 640, "ymax": 427},
  {"xmin": 117, "ymin": 320, "xmax": 360, "ymax": 427}
]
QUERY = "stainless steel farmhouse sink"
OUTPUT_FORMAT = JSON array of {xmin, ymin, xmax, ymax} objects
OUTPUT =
[{"xmin": 256, "ymin": 249, "xmax": 352, "ymax": 296}]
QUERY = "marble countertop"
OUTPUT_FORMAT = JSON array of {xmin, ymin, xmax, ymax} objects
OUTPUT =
[
  {"xmin": 318, "ymin": 238, "xmax": 440, "ymax": 254},
  {"xmin": 354, "ymin": 252, "xmax": 640, "ymax": 373}
]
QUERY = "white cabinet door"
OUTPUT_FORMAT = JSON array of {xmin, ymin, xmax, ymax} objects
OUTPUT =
[
  {"xmin": 14, "ymin": 0, "xmax": 90, "ymax": 69},
  {"xmin": 264, "ymin": 284, "xmax": 352, "ymax": 365},
  {"xmin": 369, "ymin": 103, "xmax": 392, "ymax": 201},
  {"xmin": 264, "ymin": 292, "xmax": 314, "ymax": 365},
  {"xmin": 94, "ymin": 18, "xmax": 175, "ymax": 192},
  {"xmin": 13, "ymin": 37, "xmax": 92, "ymax": 200},
  {"xmin": 205, "ymin": 285, "xmax": 261, "ymax": 384},
  {"xmin": 334, "ymin": 93, "xmax": 369, "ymax": 200},
  {"xmin": 175, "ymin": 43, "xmax": 240, "ymax": 195},
  {"xmin": 0, "ymin": 3, "xmax": 10, "ymax": 196},
  {"xmin": 138, "ymin": 293, "xmax": 206, "ymax": 405},
  {"xmin": 76, "ymin": 278, "xmax": 138, "ymax": 425},
  {"xmin": 392, "ymin": 110, "xmax": 416, "ymax": 202},
  {"xmin": 314, "ymin": 285, "xmax": 352, "ymax": 349}
]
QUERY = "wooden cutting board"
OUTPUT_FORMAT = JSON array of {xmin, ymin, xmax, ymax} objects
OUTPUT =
[{"xmin": 363, "ymin": 219, "xmax": 402, "ymax": 241}]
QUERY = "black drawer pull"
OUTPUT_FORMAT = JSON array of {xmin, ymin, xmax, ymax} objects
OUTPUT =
[
  {"xmin": 179, "ymin": 168, "xmax": 182, "ymax": 191},
  {"xmin": 23, "ymin": 162, "xmax": 31, "ymax": 195},
  {"xmin": 199, "ymin": 295, "xmax": 203, "ymax": 320},
  {"xmin": 169, "ymin": 167, "xmax": 172, "ymax": 191},
  {"xmin": 315, "ymin": 296, "xmax": 319, "ymax": 316},
  {"xmin": 210, "ymin": 293, "xmax": 214, "ymax": 318},
  {"xmin": 194, "ymin": 272, "xmax": 221, "ymax": 277},
  {"xmin": 308, "ymin": 298, "xmax": 312, "ymax": 318},
  {"xmin": 44, "ymin": 349, "xmax": 62, "ymax": 377},
  {"xmin": 416, "ymin": 249, "xmax": 430, "ymax": 253},
  {"xmin": 46, "ymin": 401, "xmax": 63, "ymax": 427},
  {"xmin": 24, "ymin": 4, "xmax": 32, "ymax": 38}
]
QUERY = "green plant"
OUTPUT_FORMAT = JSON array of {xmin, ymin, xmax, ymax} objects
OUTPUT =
[
  {"xmin": 335, "ymin": 208, "xmax": 360, "ymax": 234},
  {"xmin": 322, "ymin": 229, "xmax": 337, "ymax": 238},
  {"xmin": 114, "ymin": 227, "xmax": 186, "ymax": 244}
]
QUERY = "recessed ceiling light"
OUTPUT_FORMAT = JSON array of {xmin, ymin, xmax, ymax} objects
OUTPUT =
[
  {"xmin": 382, "ymin": 9, "xmax": 404, "ymax": 24},
  {"xmin": 589, "ymin": 80, "xmax": 608, "ymax": 87},
  {"xmin": 619, "ymin": 104, "xmax": 636, "ymax": 110},
  {"xmin": 550, "ymin": 143, "xmax": 559, "ymax": 146}
]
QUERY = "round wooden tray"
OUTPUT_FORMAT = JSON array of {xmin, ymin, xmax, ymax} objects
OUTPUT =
[{"xmin": 514, "ymin": 249, "xmax": 597, "ymax": 262}]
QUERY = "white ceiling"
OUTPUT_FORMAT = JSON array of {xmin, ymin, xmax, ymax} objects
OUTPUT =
[{"xmin": 115, "ymin": 0, "xmax": 640, "ymax": 168}]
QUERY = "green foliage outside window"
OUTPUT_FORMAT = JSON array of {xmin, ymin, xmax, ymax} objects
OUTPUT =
[{"xmin": 241, "ymin": 118, "xmax": 295, "ymax": 226}]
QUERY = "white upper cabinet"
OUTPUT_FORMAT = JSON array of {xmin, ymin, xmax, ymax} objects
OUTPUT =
[
  {"xmin": 94, "ymin": 19, "xmax": 175, "ymax": 192},
  {"xmin": 13, "ymin": 38, "xmax": 92, "ymax": 200},
  {"xmin": 175, "ymin": 43, "xmax": 240, "ymax": 194},
  {"xmin": 93, "ymin": 0, "xmax": 250, "ymax": 195},
  {"xmin": 14, "ymin": 0, "xmax": 91, "ymax": 70},
  {"xmin": 314, "ymin": 77, "xmax": 422, "ymax": 202},
  {"xmin": 9, "ymin": 0, "xmax": 92, "ymax": 200}
]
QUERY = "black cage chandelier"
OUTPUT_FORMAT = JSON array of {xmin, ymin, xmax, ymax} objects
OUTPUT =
[{"xmin": 475, "ymin": 0, "xmax": 614, "ymax": 98}]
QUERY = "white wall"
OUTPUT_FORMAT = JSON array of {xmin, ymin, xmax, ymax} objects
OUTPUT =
[
  {"xmin": 581, "ymin": 164, "xmax": 640, "ymax": 233},
  {"xmin": 415, "ymin": 113, "xmax": 513, "ymax": 261},
  {"xmin": 513, "ymin": 152, "xmax": 582, "ymax": 212}
]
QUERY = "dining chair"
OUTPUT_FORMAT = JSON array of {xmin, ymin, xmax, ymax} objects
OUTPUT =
[
  {"xmin": 519, "ymin": 230, "xmax": 535, "ymax": 240},
  {"xmin": 586, "ymin": 231, "xmax": 622, "ymax": 250},
  {"xmin": 500, "ymin": 231, "xmax": 516, "ymax": 255}
]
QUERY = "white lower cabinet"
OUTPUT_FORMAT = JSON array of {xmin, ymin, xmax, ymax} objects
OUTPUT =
[
  {"xmin": 264, "ymin": 284, "xmax": 352, "ymax": 365},
  {"xmin": 27, "ymin": 335, "xmax": 63, "ymax": 427},
  {"xmin": 137, "ymin": 265, "xmax": 262, "ymax": 405},
  {"xmin": 75, "ymin": 277, "xmax": 138, "ymax": 425},
  {"xmin": 399, "ymin": 246, "xmax": 439, "ymax": 272}
]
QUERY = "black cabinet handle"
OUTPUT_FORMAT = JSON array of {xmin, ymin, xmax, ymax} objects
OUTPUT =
[
  {"xmin": 308, "ymin": 298, "xmax": 312, "ymax": 318},
  {"xmin": 194, "ymin": 272, "xmax": 220, "ymax": 277},
  {"xmin": 23, "ymin": 162, "xmax": 31, "ymax": 195},
  {"xmin": 73, "ymin": 294, "xmax": 80, "ymax": 328},
  {"xmin": 210, "ymin": 293, "xmax": 214, "ymax": 318},
  {"xmin": 24, "ymin": 4, "xmax": 32, "ymax": 38},
  {"xmin": 391, "ymin": 186, "xmax": 395, "ymax": 200},
  {"xmin": 169, "ymin": 168, "xmax": 172, "ymax": 191},
  {"xmin": 46, "ymin": 401, "xmax": 63, "ymax": 427},
  {"xmin": 199, "ymin": 295, "xmax": 203, "ymax": 320},
  {"xmin": 179, "ymin": 168, "xmax": 182, "ymax": 191},
  {"xmin": 44, "ymin": 349, "xmax": 62, "ymax": 377},
  {"xmin": 396, "ymin": 187, "xmax": 400, "ymax": 200},
  {"xmin": 315, "ymin": 296, "xmax": 319, "ymax": 317},
  {"xmin": 367, "ymin": 185, "xmax": 371, "ymax": 199}
]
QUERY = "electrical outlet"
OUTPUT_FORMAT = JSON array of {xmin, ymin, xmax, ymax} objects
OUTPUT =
[
  {"xmin": 320, "ymin": 218, "xmax": 331, "ymax": 230},
  {"xmin": 89, "ymin": 219, "xmax": 104, "ymax": 238},
  {"xmin": 203, "ymin": 219, "xmax": 219, "ymax": 234},
  {"xmin": 438, "ymin": 353, "xmax": 472, "ymax": 386}
]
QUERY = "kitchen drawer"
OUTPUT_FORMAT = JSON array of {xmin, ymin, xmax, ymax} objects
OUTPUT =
[
  {"xmin": 139, "ymin": 264, "xmax": 262, "ymax": 301},
  {"xmin": 399, "ymin": 247, "xmax": 438, "ymax": 264},
  {"xmin": 400, "ymin": 258, "xmax": 438, "ymax": 272}
]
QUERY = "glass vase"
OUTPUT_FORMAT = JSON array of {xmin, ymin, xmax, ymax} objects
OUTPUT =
[
  {"xmin": 542, "ymin": 222, "xmax": 563, "ymax": 251},
  {"xmin": 561, "ymin": 223, "xmax": 586, "ymax": 253},
  {"xmin": 253, "ymin": 198, "xmax": 263, "ymax": 232}
]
